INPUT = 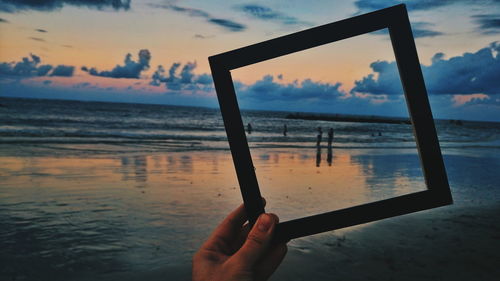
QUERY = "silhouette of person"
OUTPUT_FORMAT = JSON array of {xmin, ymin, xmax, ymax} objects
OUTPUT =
[
  {"xmin": 316, "ymin": 145, "xmax": 321, "ymax": 167},
  {"xmin": 283, "ymin": 124, "xmax": 288, "ymax": 136},
  {"xmin": 327, "ymin": 147, "xmax": 333, "ymax": 166},
  {"xmin": 327, "ymin": 128, "xmax": 334, "ymax": 147},
  {"xmin": 316, "ymin": 127, "xmax": 323, "ymax": 147},
  {"xmin": 378, "ymin": 131, "xmax": 382, "ymax": 136},
  {"xmin": 247, "ymin": 123, "xmax": 252, "ymax": 134}
]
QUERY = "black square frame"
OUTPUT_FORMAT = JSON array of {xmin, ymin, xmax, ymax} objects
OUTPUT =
[{"xmin": 209, "ymin": 4, "xmax": 452, "ymax": 242}]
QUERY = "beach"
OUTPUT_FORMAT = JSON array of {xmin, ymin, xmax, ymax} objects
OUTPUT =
[{"xmin": 1, "ymin": 97, "xmax": 499, "ymax": 280}]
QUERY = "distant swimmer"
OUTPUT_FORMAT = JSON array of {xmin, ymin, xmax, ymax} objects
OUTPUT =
[
  {"xmin": 283, "ymin": 124, "xmax": 288, "ymax": 136},
  {"xmin": 378, "ymin": 131, "xmax": 382, "ymax": 136},
  {"xmin": 327, "ymin": 128, "xmax": 334, "ymax": 147},
  {"xmin": 247, "ymin": 123, "xmax": 253, "ymax": 134},
  {"xmin": 316, "ymin": 127, "xmax": 323, "ymax": 147}
]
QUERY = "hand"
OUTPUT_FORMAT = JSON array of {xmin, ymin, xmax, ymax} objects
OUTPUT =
[{"xmin": 192, "ymin": 202, "xmax": 287, "ymax": 281}]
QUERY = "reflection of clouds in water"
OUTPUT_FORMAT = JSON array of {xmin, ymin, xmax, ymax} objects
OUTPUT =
[{"xmin": 350, "ymin": 153, "xmax": 426, "ymax": 197}]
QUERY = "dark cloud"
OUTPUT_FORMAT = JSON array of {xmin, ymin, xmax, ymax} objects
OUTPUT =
[
  {"xmin": 150, "ymin": 62, "xmax": 213, "ymax": 91},
  {"xmin": 238, "ymin": 75, "xmax": 345, "ymax": 102},
  {"xmin": 35, "ymin": 28, "xmax": 47, "ymax": 33},
  {"xmin": 194, "ymin": 34, "xmax": 211, "ymax": 39},
  {"xmin": 351, "ymin": 42, "xmax": 500, "ymax": 96},
  {"xmin": 0, "ymin": 0, "xmax": 131, "ymax": 13},
  {"xmin": 208, "ymin": 18, "xmax": 245, "ymax": 32},
  {"xmin": 29, "ymin": 37, "xmax": 45, "ymax": 42},
  {"xmin": 150, "ymin": 4, "xmax": 246, "ymax": 32},
  {"xmin": 0, "ymin": 17, "xmax": 9, "ymax": 23},
  {"xmin": 411, "ymin": 22, "xmax": 444, "ymax": 37},
  {"xmin": 353, "ymin": 0, "xmax": 500, "ymax": 12},
  {"xmin": 82, "ymin": 49, "xmax": 151, "ymax": 79},
  {"xmin": 165, "ymin": 5, "xmax": 209, "ymax": 18},
  {"xmin": 0, "ymin": 53, "xmax": 75, "ymax": 77},
  {"xmin": 237, "ymin": 4, "xmax": 311, "ymax": 26},
  {"xmin": 472, "ymin": 14, "xmax": 500, "ymax": 34},
  {"xmin": 371, "ymin": 22, "xmax": 443, "ymax": 38},
  {"xmin": 354, "ymin": 0, "xmax": 448, "ymax": 12},
  {"xmin": 51, "ymin": 65, "xmax": 74, "ymax": 77}
]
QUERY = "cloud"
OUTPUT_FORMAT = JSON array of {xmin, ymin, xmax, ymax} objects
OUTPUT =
[
  {"xmin": 0, "ymin": 53, "xmax": 76, "ymax": 78},
  {"xmin": 452, "ymin": 93, "xmax": 490, "ymax": 106},
  {"xmin": 73, "ymin": 82, "xmax": 91, "ymax": 88},
  {"xmin": 354, "ymin": 0, "xmax": 446, "ymax": 12},
  {"xmin": 29, "ymin": 37, "xmax": 45, "ymax": 42},
  {"xmin": 472, "ymin": 14, "xmax": 500, "ymax": 34},
  {"xmin": 0, "ymin": 0, "xmax": 131, "ymax": 13},
  {"xmin": 35, "ymin": 28, "xmax": 47, "ymax": 33},
  {"xmin": 150, "ymin": 61, "xmax": 213, "ymax": 91},
  {"xmin": 194, "ymin": 34, "xmax": 212, "ymax": 39},
  {"xmin": 353, "ymin": 0, "xmax": 499, "ymax": 12},
  {"xmin": 238, "ymin": 75, "xmax": 345, "ymax": 102},
  {"xmin": 411, "ymin": 22, "xmax": 444, "ymax": 37},
  {"xmin": 351, "ymin": 41, "xmax": 500, "ymax": 97},
  {"xmin": 371, "ymin": 22, "xmax": 443, "ymax": 38},
  {"xmin": 150, "ymin": 4, "xmax": 246, "ymax": 32},
  {"xmin": 82, "ymin": 49, "xmax": 151, "ymax": 79},
  {"xmin": 236, "ymin": 4, "xmax": 311, "ymax": 26},
  {"xmin": 0, "ymin": 54, "xmax": 49, "ymax": 76},
  {"xmin": 208, "ymin": 18, "xmax": 245, "ymax": 32},
  {"xmin": 51, "ymin": 65, "xmax": 74, "ymax": 77}
]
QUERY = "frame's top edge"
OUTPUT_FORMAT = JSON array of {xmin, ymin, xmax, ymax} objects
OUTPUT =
[{"xmin": 208, "ymin": 3, "xmax": 406, "ymax": 61}]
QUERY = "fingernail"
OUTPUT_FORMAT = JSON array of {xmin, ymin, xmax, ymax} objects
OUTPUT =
[{"xmin": 257, "ymin": 214, "xmax": 272, "ymax": 232}]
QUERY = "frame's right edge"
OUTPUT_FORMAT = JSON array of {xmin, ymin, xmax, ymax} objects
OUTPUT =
[{"xmin": 388, "ymin": 5, "xmax": 452, "ymax": 203}]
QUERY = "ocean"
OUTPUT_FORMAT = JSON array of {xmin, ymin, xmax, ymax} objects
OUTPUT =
[
  {"xmin": 1, "ymin": 97, "xmax": 499, "ymax": 155},
  {"xmin": 1, "ymin": 97, "xmax": 499, "ymax": 281}
]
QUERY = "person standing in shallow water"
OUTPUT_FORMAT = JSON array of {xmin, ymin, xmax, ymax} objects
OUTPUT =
[
  {"xmin": 327, "ymin": 128, "xmax": 334, "ymax": 147},
  {"xmin": 283, "ymin": 124, "xmax": 288, "ymax": 136},
  {"xmin": 316, "ymin": 127, "xmax": 323, "ymax": 147},
  {"xmin": 247, "ymin": 123, "xmax": 252, "ymax": 134}
]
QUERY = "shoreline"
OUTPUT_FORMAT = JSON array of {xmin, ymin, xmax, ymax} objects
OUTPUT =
[{"xmin": 1, "ymin": 143, "xmax": 499, "ymax": 280}]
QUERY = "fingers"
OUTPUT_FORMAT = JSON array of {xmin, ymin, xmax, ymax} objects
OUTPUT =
[
  {"xmin": 204, "ymin": 198, "xmax": 267, "ymax": 252},
  {"xmin": 230, "ymin": 213, "xmax": 278, "ymax": 266},
  {"xmin": 254, "ymin": 243, "xmax": 288, "ymax": 281},
  {"xmin": 232, "ymin": 223, "xmax": 251, "ymax": 251},
  {"xmin": 211, "ymin": 197, "xmax": 267, "ymax": 243}
]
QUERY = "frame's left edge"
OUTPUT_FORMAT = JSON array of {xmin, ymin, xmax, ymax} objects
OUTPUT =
[{"xmin": 209, "ymin": 56, "xmax": 265, "ymax": 225}]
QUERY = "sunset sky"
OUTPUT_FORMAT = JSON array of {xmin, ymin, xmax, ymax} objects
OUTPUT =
[{"xmin": 0, "ymin": 0, "xmax": 499, "ymax": 121}]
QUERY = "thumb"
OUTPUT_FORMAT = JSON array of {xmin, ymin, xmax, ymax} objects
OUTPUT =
[{"xmin": 231, "ymin": 213, "xmax": 278, "ymax": 266}]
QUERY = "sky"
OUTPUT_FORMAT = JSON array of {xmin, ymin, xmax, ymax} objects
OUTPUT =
[{"xmin": 0, "ymin": 0, "xmax": 499, "ymax": 121}]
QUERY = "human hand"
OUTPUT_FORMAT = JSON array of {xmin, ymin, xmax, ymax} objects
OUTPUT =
[{"xmin": 192, "ymin": 202, "xmax": 287, "ymax": 281}]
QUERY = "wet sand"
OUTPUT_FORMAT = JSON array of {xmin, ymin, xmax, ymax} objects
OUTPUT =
[{"xmin": 1, "ymin": 145, "xmax": 499, "ymax": 280}]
